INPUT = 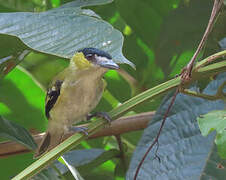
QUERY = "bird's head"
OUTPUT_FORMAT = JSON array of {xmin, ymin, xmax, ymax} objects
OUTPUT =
[{"xmin": 71, "ymin": 47, "xmax": 119, "ymax": 70}]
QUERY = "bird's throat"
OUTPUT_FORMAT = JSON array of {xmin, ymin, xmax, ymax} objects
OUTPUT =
[{"xmin": 72, "ymin": 52, "xmax": 91, "ymax": 70}]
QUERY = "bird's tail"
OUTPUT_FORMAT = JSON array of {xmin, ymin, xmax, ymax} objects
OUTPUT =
[{"xmin": 34, "ymin": 126, "xmax": 64, "ymax": 158}]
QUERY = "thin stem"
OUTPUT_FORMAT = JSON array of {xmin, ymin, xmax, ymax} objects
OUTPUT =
[
  {"xmin": 194, "ymin": 50, "xmax": 226, "ymax": 70},
  {"xmin": 115, "ymin": 135, "xmax": 126, "ymax": 169},
  {"xmin": 11, "ymin": 54, "xmax": 225, "ymax": 179},
  {"xmin": 182, "ymin": 89, "xmax": 222, "ymax": 100},
  {"xmin": 182, "ymin": 0, "xmax": 223, "ymax": 80},
  {"xmin": 134, "ymin": 88, "xmax": 179, "ymax": 180}
]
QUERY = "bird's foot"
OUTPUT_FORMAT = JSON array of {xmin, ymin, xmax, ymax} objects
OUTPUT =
[
  {"xmin": 69, "ymin": 126, "xmax": 88, "ymax": 136},
  {"xmin": 87, "ymin": 112, "xmax": 112, "ymax": 124}
]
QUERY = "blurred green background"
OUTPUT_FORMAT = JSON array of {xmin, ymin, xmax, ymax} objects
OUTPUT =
[{"xmin": 0, "ymin": 0, "xmax": 225, "ymax": 179}]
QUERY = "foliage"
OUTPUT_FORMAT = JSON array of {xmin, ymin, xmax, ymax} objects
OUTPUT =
[
  {"xmin": 0, "ymin": 116, "xmax": 37, "ymax": 150},
  {"xmin": 0, "ymin": 0, "xmax": 225, "ymax": 179},
  {"xmin": 127, "ymin": 73, "xmax": 226, "ymax": 180},
  {"xmin": 198, "ymin": 110, "xmax": 226, "ymax": 159}
]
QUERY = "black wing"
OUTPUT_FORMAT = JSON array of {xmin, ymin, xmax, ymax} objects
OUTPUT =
[{"xmin": 45, "ymin": 80, "xmax": 63, "ymax": 119}]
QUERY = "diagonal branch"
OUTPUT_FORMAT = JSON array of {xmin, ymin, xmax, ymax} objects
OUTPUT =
[
  {"xmin": 181, "ymin": 0, "xmax": 223, "ymax": 82},
  {"xmin": 12, "ymin": 53, "xmax": 226, "ymax": 179},
  {"xmin": 0, "ymin": 112, "xmax": 155, "ymax": 158}
]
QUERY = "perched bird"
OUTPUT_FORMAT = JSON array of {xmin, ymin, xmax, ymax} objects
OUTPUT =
[{"xmin": 34, "ymin": 47, "xmax": 119, "ymax": 158}]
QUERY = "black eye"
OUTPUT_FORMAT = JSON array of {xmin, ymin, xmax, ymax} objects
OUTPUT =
[{"xmin": 86, "ymin": 54, "xmax": 94, "ymax": 61}]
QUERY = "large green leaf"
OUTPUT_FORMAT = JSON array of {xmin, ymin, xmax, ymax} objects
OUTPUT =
[
  {"xmin": 55, "ymin": 149, "xmax": 119, "ymax": 174},
  {"xmin": 40, "ymin": 148, "xmax": 119, "ymax": 179},
  {"xmin": 0, "ymin": 66, "xmax": 46, "ymax": 179},
  {"xmin": 127, "ymin": 73, "xmax": 226, "ymax": 179},
  {"xmin": 0, "ymin": 0, "xmax": 134, "ymax": 74},
  {"xmin": 0, "ymin": 116, "xmax": 37, "ymax": 150},
  {"xmin": 198, "ymin": 110, "xmax": 226, "ymax": 159}
]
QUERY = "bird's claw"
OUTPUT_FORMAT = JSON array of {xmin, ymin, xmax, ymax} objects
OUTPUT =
[
  {"xmin": 69, "ymin": 126, "xmax": 89, "ymax": 136},
  {"xmin": 87, "ymin": 112, "xmax": 112, "ymax": 124}
]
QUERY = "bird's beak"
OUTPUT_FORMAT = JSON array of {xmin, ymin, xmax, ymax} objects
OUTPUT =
[{"xmin": 97, "ymin": 58, "xmax": 119, "ymax": 69}]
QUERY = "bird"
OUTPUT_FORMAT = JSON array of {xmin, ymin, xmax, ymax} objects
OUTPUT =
[{"xmin": 34, "ymin": 47, "xmax": 119, "ymax": 158}]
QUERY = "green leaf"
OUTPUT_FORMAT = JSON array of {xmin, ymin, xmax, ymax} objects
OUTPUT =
[
  {"xmin": 32, "ymin": 168, "xmax": 61, "ymax": 180},
  {"xmin": 56, "ymin": 149, "xmax": 119, "ymax": 173},
  {"xmin": 198, "ymin": 110, "xmax": 226, "ymax": 136},
  {"xmin": 11, "ymin": 53, "xmax": 226, "ymax": 179},
  {"xmin": 12, "ymin": 75, "xmax": 181, "ymax": 180},
  {"xmin": 127, "ymin": 73, "xmax": 226, "ymax": 179},
  {"xmin": 0, "ymin": 116, "xmax": 37, "ymax": 150},
  {"xmin": 198, "ymin": 110, "xmax": 226, "ymax": 159},
  {"xmin": 216, "ymin": 132, "xmax": 226, "ymax": 159},
  {"xmin": 0, "ymin": 0, "xmax": 135, "ymax": 73},
  {"xmin": 60, "ymin": 156, "xmax": 85, "ymax": 180},
  {"xmin": 52, "ymin": 149, "xmax": 119, "ymax": 179}
]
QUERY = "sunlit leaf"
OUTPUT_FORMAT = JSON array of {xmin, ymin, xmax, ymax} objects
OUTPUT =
[{"xmin": 198, "ymin": 110, "xmax": 226, "ymax": 159}]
